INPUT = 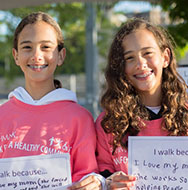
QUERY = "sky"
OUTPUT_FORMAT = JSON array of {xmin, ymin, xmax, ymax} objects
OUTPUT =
[
  {"xmin": 0, "ymin": 13, "xmax": 7, "ymax": 35},
  {"xmin": 114, "ymin": 1, "xmax": 156, "ymax": 13},
  {"xmin": 0, "ymin": 1, "xmax": 158, "ymax": 35}
]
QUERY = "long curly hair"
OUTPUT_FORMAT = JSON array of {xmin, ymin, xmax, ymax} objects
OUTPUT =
[{"xmin": 101, "ymin": 18, "xmax": 188, "ymax": 154}]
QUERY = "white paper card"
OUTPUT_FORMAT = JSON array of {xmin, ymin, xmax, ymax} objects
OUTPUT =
[
  {"xmin": 0, "ymin": 153, "xmax": 72, "ymax": 190},
  {"xmin": 128, "ymin": 136, "xmax": 188, "ymax": 190}
]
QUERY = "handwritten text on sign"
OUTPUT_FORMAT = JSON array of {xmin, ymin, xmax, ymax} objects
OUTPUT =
[
  {"xmin": 0, "ymin": 154, "xmax": 72, "ymax": 190},
  {"xmin": 128, "ymin": 137, "xmax": 188, "ymax": 190}
]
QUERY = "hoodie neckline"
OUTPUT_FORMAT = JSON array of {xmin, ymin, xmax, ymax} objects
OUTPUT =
[{"xmin": 8, "ymin": 87, "xmax": 77, "ymax": 105}]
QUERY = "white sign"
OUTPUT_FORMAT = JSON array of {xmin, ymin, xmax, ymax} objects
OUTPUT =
[
  {"xmin": 128, "ymin": 136, "xmax": 188, "ymax": 190},
  {"xmin": 0, "ymin": 154, "xmax": 72, "ymax": 190},
  {"xmin": 177, "ymin": 66, "xmax": 188, "ymax": 85}
]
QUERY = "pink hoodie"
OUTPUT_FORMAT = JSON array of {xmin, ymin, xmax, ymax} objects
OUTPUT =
[
  {"xmin": 96, "ymin": 112, "xmax": 168, "ymax": 175},
  {"xmin": 0, "ymin": 87, "xmax": 98, "ymax": 182}
]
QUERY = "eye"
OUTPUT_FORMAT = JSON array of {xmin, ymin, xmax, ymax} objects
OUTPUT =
[
  {"xmin": 144, "ymin": 51, "xmax": 153, "ymax": 56},
  {"xmin": 41, "ymin": 44, "xmax": 54, "ymax": 51},
  {"xmin": 124, "ymin": 56, "xmax": 134, "ymax": 62},
  {"xmin": 22, "ymin": 45, "xmax": 31, "ymax": 49},
  {"xmin": 42, "ymin": 45, "xmax": 50, "ymax": 49}
]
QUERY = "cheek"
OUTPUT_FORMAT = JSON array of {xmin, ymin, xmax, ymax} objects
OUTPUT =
[
  {"xmin": 150, "ymin": 58, "xmax": 164, "ymax": 75},
  {"xmin": 125, "ymin": 63, "xmax": 133, "ymax": 76},
  {"xmin": 42, "ymin": 55, "xmax": 54, "ymax": 65},
  {"xmin": 47, "ymin": 52, "xmax": 59, "ymax": 62},
  {"xmin": 17, "ymin": 53, "xmax": 28, "ymax": 63}
]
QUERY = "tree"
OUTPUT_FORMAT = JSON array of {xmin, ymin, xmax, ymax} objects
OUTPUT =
[
  {"xmin": 158, "ymin": 0, "xmax": 188, "ymax": 52},
  {"xmin": 0, "ymin": 2, "xmax": 117, "ymax": 81},
  {"xmin": 0, "ymin": 3, "xmax": 86, "ymax": 79}
]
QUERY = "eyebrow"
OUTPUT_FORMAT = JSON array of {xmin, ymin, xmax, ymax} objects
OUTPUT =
[
  {"xmin": 19, "ymin": 40, "xmax": 55, "ymax": 45},
  {"xmin": 123, "ymin": 47, "xmax": 154, "ymax": 55},
  {"xmin": 20, "ymin": 41, "xmax": 31, "ymax": 45}
]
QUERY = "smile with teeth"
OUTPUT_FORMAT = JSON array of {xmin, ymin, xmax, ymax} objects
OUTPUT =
[
  {"xmin": 28, "ymin": 65, "xmax": 48, "ymax": 69},
  {"xmin": 134, "ymin": 71, "xmax": 153, "ymax": 79}
]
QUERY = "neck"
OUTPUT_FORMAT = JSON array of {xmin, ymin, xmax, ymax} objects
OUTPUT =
[
  {"xmin": 140, "ymin": 90, "xmax": 162, "ymax": 107},
  {"xmin": 25, "ymin": 80, "xmax": 55, "ymax": 100}
]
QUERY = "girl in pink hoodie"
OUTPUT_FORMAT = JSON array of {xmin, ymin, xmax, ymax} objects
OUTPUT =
[{"xmin": 0, "ymin": 11, "xmax": 104, "ymax": 190}]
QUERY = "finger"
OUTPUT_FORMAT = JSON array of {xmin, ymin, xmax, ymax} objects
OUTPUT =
[
  {"xmin": 69, "ymin": 176, "xmax": 101, "ymax": 190},
  {"xmin": 107, "ymin": 183, "xmax": 130, "ymax": 190},
  {"xmin": 71, "ymin": 176, "xmax": 94, "ymax": 188},
  {"xmin": 108, "ymin": 171, "xmax": 126, "ymax": 179},
  {"xmin": 113, "ymin": 175, "xmax": 136, "ymax": 182},
  {"xmin": 69, "ymin": 182, "xmax": 100, "ymax": 190},
  {"xmin": 107, "ymin": 171, "xmax": 128, "ymax": 181},
  {"xmin": 108, "ymin": 180, "xmax": 135, "ymax": 188},
  {"xmin": 78, "ymin": 179, "xmax": 101, "ymax": 190},
  {"xmin": 83, "ymin": 176, "xmax": 101, "ymax": 190},
  {"xmin": 107, "ymin": 181, "xmax": 135, "ymax": 190},
  {"xmin": 107, "ymin": 171, "xmax": 136, "ymax": 182}
]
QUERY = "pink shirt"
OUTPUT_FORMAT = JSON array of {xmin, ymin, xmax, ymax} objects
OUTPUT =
[
  {"xmin": 95, "ymin": 112, "xmax": 168, "ymax": 174},
  {"xmin": 0, "ymin": 97, "xmax": 98, "ymax": 182}
]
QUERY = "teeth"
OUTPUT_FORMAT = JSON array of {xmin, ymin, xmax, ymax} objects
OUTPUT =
[
  {"xmin": 136, "ymin": 72, "xmax": 151, "ymax": 78},
  {"xmin": 29, "ymin": 65, "xmax": 47, "ymax": 69}
]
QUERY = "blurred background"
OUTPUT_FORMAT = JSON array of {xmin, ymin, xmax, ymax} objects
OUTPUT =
[{"xmin": 0, "ymin": 0, "xmax": 188, "ymax": 119}]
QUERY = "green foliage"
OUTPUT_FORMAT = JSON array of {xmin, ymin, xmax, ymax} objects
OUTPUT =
[
  {"xmin": 158, "ymin": 0, "xmax": 188, "ymax": 50},
  {"xmin": 168, "ymin": 23, "xmax": 188, "ymax": 48},
  {"xmin": 0, "ymin": 2, "xmax": 117, "ymax": 80},
  {"xmin": 160, "ymin": 0, "xmax": 188, "ymax": 21},
  {"xmin": 0, "ymin": 3, "xmax": 87, "ymax": 78},
  {"xmin": 0, "ymin": 5, "xmax": 54, "ymax": 80}
]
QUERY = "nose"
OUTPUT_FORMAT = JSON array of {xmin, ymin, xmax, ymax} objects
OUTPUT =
[
  {"xmin": 136, "ymin": 55, "xmax": 147, "ymax": 70},
  {"xmin": 31, "ymin": 47, "xmax": 43, "ymax": 62}
]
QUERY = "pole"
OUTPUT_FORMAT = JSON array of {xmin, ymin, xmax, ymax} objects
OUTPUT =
[{"xmin": 85, "ymin": 2, "xmax": 99, "ymax": 119}]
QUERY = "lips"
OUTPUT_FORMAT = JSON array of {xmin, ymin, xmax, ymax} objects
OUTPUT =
[
  {"xmin": 29, "ymin": 65, "xmax": 47, "ymax": 69},
  {"xmin": 134, "ymin": 70, "xmax": 153, "ymax": 79},
  {"xmin": 28, "ymin": 64, "xmax": 48, "ymax": 71}
]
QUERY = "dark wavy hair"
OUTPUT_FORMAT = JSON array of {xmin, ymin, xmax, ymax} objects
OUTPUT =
[{"xmin": 101, "ymin": 18, "xmax": 188, "ymax": 154}]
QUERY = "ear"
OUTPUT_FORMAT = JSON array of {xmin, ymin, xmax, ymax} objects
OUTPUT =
[
  {"xmin": 163, "ymin": 48, "xmax": 170, "ymax": 68},
  {"xmin": 12, "ymin": 48, "xmax": 19, "ymax": 66},
  {"xmin": 57, "ymin": 48, "xmax": 66, "ymax": 66}
]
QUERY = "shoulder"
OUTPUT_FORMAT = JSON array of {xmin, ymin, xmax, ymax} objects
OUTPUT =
[
  {"xmin": 0, "ymin": 98, "xmax": 14, "ymax": 109},
  {"xmin": 56, "ymin": 101, "xmax": 95, "ymax": 125},
  {"xmin": 95, "ymin": 112, "xmax": 113, "ymax": 142},
  {"xmin": 0, "ymin": 98, "xmax": 16, "ymax": 117},
  {"xmin": 62, "ymin": 102, "xmax": 96, "ymax": 136},
  {"xmin": 95, "ymin": 111, "xmax": 105, "ymax": 124},
  {"xmin": 95, "ymin": 111, "xmax": 106, "ymax": 131},
  {"xmin": 65, "ymin": 101, "xmax": 93, "ymax": 118}
]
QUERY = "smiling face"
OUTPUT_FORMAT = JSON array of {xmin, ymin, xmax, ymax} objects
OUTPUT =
[
  {"xmin": 123, "ymin": 29, "xmax": 170, "ymax": 99},
  {"xmin": 12, "ymin": 21, "xmax": 65, "ymax": 87}
]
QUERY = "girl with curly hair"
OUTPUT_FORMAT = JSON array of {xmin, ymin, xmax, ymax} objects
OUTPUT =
[{"xmin": 95, "ymin": 18, "xmax": 188, "ymax": 189}]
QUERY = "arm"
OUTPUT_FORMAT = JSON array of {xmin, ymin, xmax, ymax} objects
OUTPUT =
[
  {"xmin": 95, "ymin": 113, "xmax": 136, "ymax": 189},
  {"xmin": 95, "ymin": 113, "xmax": 116, "ymax": 175},
  {"xmin": 69, "ymin": 108, "xmax": 104, "ymax": 189}
]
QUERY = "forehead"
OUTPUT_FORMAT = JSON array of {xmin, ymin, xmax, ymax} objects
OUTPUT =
[
  {"xmin": 122, "ymin": 29, "xmax": 159, "ymax": 52},
  {"xmin": 18, "ymin": 21, "xmax": 58, "ymax": 44}
]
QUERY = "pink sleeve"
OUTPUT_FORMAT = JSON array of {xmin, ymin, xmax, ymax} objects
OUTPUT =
[
  {"xmin": 71, "ymin": 110, "xmax": 99, "ymax": 182},
  {"xmin": 95, "ymin": 112, "xmax": 116, "ymax": 174}
]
